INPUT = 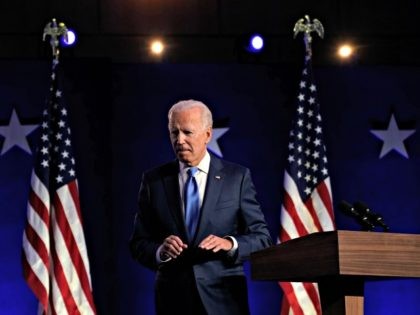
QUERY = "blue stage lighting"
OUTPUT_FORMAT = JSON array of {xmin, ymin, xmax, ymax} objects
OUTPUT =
[
  {"xmin": 61, "ymin": 29, "xmax": 76, "ymax": 47},
  {"xmin": 248, "ymin": 35, "xmax": 264, "ymax": 53}
]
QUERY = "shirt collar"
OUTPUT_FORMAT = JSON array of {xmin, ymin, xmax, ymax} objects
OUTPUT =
[{"xmin": 179, "ymin": 151, "xmax": 210, "ymax": 175}]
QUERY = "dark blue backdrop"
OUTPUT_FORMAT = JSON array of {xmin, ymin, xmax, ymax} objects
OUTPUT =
[{"xmin": 0, "ymin": 60, "xmax": 419, "ymax": 314}]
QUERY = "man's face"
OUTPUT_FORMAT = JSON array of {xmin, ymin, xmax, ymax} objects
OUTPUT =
[{"xmin": 169, "ymin": 107, "xmax": 212, "ymax": 166}]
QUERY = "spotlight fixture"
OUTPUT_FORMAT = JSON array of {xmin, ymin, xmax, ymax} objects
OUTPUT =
[
  {"xmin": 60, "ymin": 29, "xmax": 76, "ymax": 47},
  {"xmin": 337, "ymin": 44, "xmax": 354, "ymax": 59},
  {"xmin": 247, "ymin": 34, "xmax": 264, "ymax": 53},
  {"xmin": 150, "ymin": 39, "xmax": 164, "ymax": 55}
]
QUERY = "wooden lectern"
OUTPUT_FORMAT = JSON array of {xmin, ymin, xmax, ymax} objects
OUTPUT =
[{"xmin": 250, "ymin": 230, "xmax": 420, "ymax": 315}]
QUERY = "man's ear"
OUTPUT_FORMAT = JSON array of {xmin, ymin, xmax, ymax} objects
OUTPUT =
[{"xmin": 206, "ymin": 127, "xmax": 212, "ymax": 143}]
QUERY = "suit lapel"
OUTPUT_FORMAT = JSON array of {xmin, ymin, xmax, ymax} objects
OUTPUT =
[
  {"xmin": 194, "ymin": 156, "xmax": 225, "ymax": 245},
  {"xmin": 162, "ymin": 161, "xmax": 188, "ymax": 240}
]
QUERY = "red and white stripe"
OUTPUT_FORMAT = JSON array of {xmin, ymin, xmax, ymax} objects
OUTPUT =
[
  {"xmin": 22, "ymin": 171, "xmax": 96, "ymax": 315},
  {"xmin": 279, "ymin": 171, "xmax": 335, "ymax": 315}
]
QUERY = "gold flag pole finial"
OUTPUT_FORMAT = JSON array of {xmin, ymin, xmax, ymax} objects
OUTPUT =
[
  {"xmin": 43, "ymin": 18, "xmax": 68, "ymax": 60},
  {"xmin": 293, "ymin": 15, "xmax": 324, "ymax": 56}
]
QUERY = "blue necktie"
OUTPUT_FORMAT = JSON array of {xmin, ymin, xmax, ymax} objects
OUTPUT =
[{"xmin": 184, "ymin": 167, "xmax": 199, "ymax": 240}]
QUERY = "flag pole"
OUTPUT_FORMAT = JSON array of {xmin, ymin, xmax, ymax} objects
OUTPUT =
[
  {"xmin": 42, "ymin": 18, "xmax": 68, "ymax": 188},
  {"xmin": 278, "ymin": 15, "xmax": 335, "ymax": 315},
  {"xmin": 22, "ymin": 18, "xmax": 97, "ymax": 314}
]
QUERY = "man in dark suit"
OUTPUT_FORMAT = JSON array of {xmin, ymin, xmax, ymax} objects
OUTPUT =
[{"xmin": 129, "ymin": 99, "xmax": 272, "ymax": 315}]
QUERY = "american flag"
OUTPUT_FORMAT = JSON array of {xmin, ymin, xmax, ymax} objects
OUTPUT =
[
  {"xmin": 22, "ymin": 59, "xmax": 97, "ymax": 315},
  {"xmin": 279, "ymin": 53, "xmax": 335, "ymax": 315}
]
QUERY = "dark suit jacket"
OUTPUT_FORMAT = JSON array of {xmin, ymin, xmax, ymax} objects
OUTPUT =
[{"xmin": 130, "ymin": 154, "xmax": 272, "ymax": 315}]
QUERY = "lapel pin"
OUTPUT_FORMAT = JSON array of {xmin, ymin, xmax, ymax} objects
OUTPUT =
[{"xmin": 215, "ymin": 175, "xmax": 221, "ymax": 180}]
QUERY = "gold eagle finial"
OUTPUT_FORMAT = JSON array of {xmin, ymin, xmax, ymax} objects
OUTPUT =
[
  {"xmin": 43, "ymin": 18, "xmax": 68, "ymax": 59},
  {"xmin": 293, "ymin": 15, "xmax": 324, "ymax": 56}
]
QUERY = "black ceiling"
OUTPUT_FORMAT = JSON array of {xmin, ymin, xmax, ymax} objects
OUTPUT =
[{"xmin": 2, "ymin": 0, "xmax": 420, "ymax": 65}]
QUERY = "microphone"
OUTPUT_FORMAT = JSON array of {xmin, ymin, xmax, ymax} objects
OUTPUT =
[
  {"xmin": 353, "ymin": 201, "xmax": 390, "ymax": 232},
  {"xmin": 338, "ymin": 200, "xmax": 376, "ymax": 231}
]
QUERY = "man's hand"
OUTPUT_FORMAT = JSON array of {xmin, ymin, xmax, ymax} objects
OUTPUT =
[
  {"xmin": 198, "ymin": 234, "xmax": 233, "ymax": 253},
  {"xmin": 161, "ymin": 235, "xmax": 188, "ymax": 259}
]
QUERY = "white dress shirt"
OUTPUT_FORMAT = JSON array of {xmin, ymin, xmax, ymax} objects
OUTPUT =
[{"xmin": 178, "ymin": 150, "xmax": 211, "ymax": 211}]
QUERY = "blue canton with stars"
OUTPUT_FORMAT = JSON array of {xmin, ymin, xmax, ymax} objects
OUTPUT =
[
  {"xmin": 35, "ymin": 59, "xmax": 76, "ymax": 191},
  {"xmin": 287, "ymin": 55, "xmax": 329, "ymax": 200}
]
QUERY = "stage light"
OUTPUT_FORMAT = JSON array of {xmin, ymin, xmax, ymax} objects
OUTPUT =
[
  {"xmin": 337, "ymin": 44, "xmax": 354, "ymax": 59},
  {"xmin": 150, "ymin": 40, "xmax": 164, "ymax": 55},
  {"xmin": 61, "ymin": 29, "xmax": 76, "ymax": 47},
  {"xmin": 247, "ymin": 34, "xmax": 264, "ymax": 53}
]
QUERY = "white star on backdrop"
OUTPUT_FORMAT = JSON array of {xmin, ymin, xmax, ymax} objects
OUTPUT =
[
  {"xmin": 370, "ymin": 114, "xmax": 416, "ymax": 159},
  {"xmin": 0, "ymin": 109, "xmax": 39, "ymax": 155},
  {"xmin": 208, "ymin": 127, "xmax": 229, "ymax": 157}
]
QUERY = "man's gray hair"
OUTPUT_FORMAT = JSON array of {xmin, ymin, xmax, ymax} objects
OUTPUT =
[{"xmin": 168, "ymin": 99, "xmax": 213, "ymax": 129}]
